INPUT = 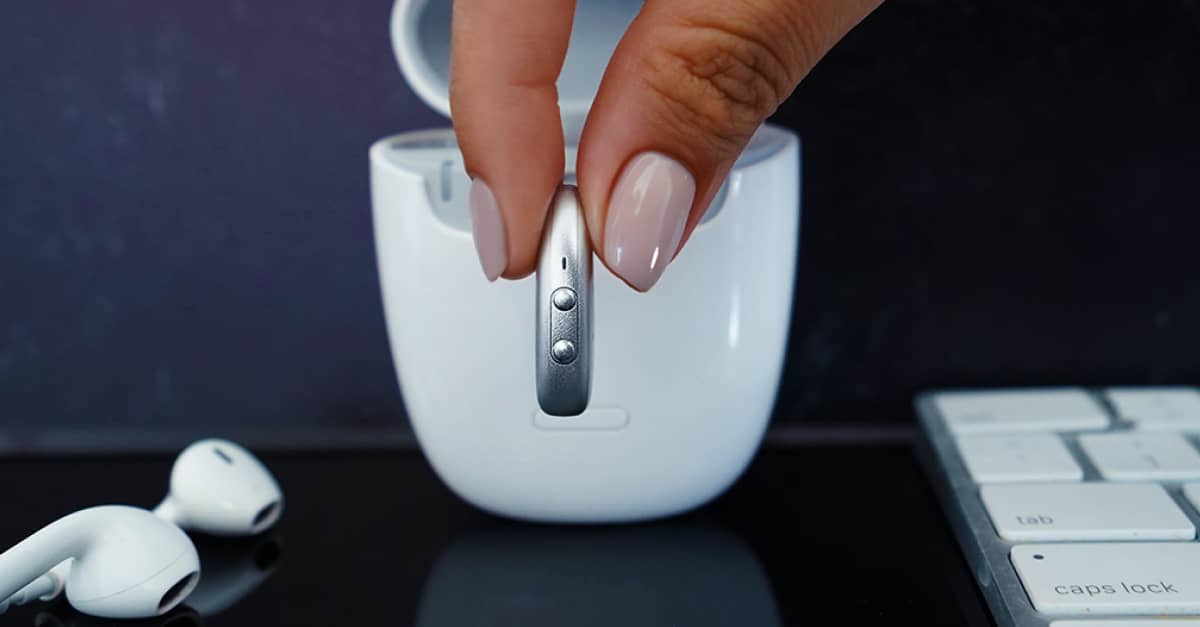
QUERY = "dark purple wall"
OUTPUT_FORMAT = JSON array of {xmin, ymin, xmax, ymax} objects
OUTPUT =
[
  {"xmin": 0, "ymin": 1, "xmax": 434, "ymax": 429},
  {"xmin": 1, "ymin": 0, "xmax": 1198, "ymax": 430}
]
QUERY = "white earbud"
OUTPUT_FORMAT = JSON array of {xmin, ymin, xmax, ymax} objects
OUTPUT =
[
  {"xmin": 0, "ymin": 506, "xmax": 200, "ymax": 619},
  {"xmin": 0, "ymin": 438, "xmax": 282, "ymax": 619},
  {"xmin": 154, "ymin": 438, "xmax": 284, "ymax": 536}
]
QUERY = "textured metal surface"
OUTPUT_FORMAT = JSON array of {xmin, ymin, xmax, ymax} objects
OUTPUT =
[{"xmin": 535, "ymin": 186, "xmax": 593, "ymax": 416}]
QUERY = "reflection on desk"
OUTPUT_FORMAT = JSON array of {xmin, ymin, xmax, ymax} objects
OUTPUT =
[
  {"xmin": 33, "ymin": 608, "xmax": 200, "ymax": 627},
  {"xmin": 185, "ymin": 534, "xmax": 282, "ymax": 616},
  {"xmin": 0, "ymin": 446, "xmax": 993, "ymax": 624},
  {"xmin": 417, "ymin": 525, "xmax": 780, "ymax": 626}
]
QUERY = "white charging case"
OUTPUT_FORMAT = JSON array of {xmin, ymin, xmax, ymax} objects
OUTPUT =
[{"xmin": 370, "ymin": 0, "xmax": 800, "ymax": 523}]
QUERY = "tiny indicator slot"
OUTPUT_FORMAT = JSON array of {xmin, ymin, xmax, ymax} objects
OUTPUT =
[
  {"xmin": 439, "ymin": 160, "xmax": 452, "ymax": 202},
  {"xmin": 561, "ymin": 257, "xmax": 567, "ymax": 270}
]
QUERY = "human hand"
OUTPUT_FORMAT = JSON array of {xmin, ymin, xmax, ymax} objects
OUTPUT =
[{"xmin": 451, "ymin": 0, "xmax": 880, "ymax": 290}]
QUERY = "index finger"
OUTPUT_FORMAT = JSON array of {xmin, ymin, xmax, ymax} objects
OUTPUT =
[{"xmin": 450, "ymin": 0, "xmax": 576, "ymax": 280}]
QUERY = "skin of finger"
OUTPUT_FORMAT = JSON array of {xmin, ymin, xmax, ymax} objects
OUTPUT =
[
  {"xmin": 450, "ymin": 0, "xmax": 576, "ymax": 278},
  {"xmin": 576, "ymin": 0, "xmax": 883, "ymax": 277}
]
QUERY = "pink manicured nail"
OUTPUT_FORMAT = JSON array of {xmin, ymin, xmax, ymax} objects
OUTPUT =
[
  {"xmin": 468, "ymin": 177, "xmax": 508, "ymax": 281},
  {"xmin": 603, "ymin": 152, "xmax": 696, "ymax": 291}
]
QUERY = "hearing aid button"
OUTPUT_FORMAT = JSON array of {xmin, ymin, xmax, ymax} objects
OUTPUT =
[
  {"xmin": 552, "ymin": 287, "xmax": 576, "ymax": 311},
  {"xmin": 551, "ymin": 339, "xmax": 577, "ymax": 364}
]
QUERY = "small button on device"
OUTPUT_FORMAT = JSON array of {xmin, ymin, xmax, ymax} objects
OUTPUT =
[
  {"xmin": 552, "ymin": 287, "xmax": 576, "ymax": 311},
  {"xmin": 551, "ymin": 339, "xmax": 577, "ymax": 364}
]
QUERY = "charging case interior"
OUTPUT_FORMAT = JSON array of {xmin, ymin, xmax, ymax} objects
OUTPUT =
[{"xmin": 370, "ymin": 0, "xmax": 801, "ymax": 523}]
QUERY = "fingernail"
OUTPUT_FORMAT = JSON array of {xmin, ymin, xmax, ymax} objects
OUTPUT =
[
  {"xmin": 603, "ymin": 152, "xmax": 696, "ymax": 291},
  {"xmin": 468, "ymin": 177, "xmax": 508, "ymax": 281}
]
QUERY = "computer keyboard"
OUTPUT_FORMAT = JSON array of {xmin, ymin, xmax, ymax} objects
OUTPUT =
[{"xmin": 917, "ymin": 387, "xmax": 1200, "ymax": 626}]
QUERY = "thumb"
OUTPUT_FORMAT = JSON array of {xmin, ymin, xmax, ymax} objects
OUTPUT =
[{"xmin": 577, "ymin": 0, "xmax": 880, "ymax": 291}]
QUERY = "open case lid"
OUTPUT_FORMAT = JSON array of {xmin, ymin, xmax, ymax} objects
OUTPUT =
[{"xmin": 391, "ymin": 0, "xmax": 640, "ymax": 139}]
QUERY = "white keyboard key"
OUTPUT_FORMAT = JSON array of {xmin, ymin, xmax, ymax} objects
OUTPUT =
[
  {"xmin": 1012, "ymin": 543, "xmax": 1200, "ymax": 615},
  {"xmin": 956, "ymin": 434, "xmax": 1082, "ymax": 483},
  {"xmin": 935, "ymin": 388, "xmax": 1109, "ymax": 434},
  {"xmin": 1079, "ymin": 432, "xmax": 1200, "ymax": 481},
  {"xmin": 1053, "ymin": 621, "xmax": 1200, "ymax": 626},
  {"xmin": 1107, "ymin": 387, "xmax": 1200, "ymax": 430},
  {"xmin": 981, "ymin": 483, "xmax": 1194, "ymax": 541},
  {"xmin": 1056, "ymin": 614, "xmax": 1200, "ymax": 619}
]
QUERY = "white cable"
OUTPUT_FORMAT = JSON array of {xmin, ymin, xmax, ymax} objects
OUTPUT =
[{"xmin": 0, "ymin": 560, "xmax": 69, "ymax": 613}]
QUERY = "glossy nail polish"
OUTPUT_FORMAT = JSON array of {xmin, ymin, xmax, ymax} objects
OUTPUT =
[
  {"xmin": 603, "ymin": 152, "xmax": 696, "ymax": 291},
  {"xmin": 468, "ymin": 178, "xmax": 508, "ymax": 281}
]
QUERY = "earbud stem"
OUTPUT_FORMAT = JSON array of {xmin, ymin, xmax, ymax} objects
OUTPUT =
[
  {"xmin": 0, "ymin": 512, "xmax": 89, "ymax": 599},
  {"xmin": 152, "ymin": 495, "xmax": 182, "ymax": 526}
]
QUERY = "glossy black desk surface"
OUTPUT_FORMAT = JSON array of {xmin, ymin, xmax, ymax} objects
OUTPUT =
[{"xmin": 0, "ymin": 443, "xmax": 991, "ymax": 626}]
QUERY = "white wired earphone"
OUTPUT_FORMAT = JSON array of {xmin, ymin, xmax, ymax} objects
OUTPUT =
[{"xmin": 0, "ymin": 439, "xmax": 283, "ymax": 619}]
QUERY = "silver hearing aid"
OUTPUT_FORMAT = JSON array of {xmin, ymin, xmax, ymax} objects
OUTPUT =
[{"xmin": 536, "ymin": 185, "xmax": 593, "ymax": 416}]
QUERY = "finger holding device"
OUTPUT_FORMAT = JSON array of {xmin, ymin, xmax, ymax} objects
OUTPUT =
[{"xmin": 375, "ymin": 0, "xmax": 799, "ymax": 522}]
